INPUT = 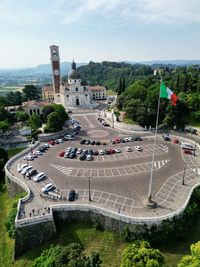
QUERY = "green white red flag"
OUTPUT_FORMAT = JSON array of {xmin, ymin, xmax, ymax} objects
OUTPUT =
[{"xmin": 160, "ymin": 81, "xmax": 178, "ymax": 106}]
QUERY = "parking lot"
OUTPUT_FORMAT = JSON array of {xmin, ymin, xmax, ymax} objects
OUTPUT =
[{"xmin": 11, "ymin": 111, "xmax": 196, "ymax": 217}]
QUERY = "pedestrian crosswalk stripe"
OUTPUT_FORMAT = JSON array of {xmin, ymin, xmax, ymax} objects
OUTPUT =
[{"xmin": 50, "ymin": 164, "xmax": 73, "ymax": 175}]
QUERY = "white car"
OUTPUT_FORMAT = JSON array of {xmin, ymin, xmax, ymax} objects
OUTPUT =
[
  {"xmin": 99, "ymin": 149, "xmax": 104, "ymax": 155},
  {"xmin": 65, "ymin": 147, "xmax": 72, "ymax": 152},
  {"xmin": 86, "ymin": 154, "xmax": 93, "ymax": 161},
  {"xmin": 57, "ymin": 138, "xmax": 64, "ymax": 143},
  {"xmin": 135, "ymin": 146, "xmax": 142, "ymax": 151},
  {"xmin": 76, "ymin": 148, "xmax": 82, "ymax": 154},
  {"xmin": 17, "ymin": 164, "xmax": 28, "ymax": 173},
  {"xmin": 41, "ymin": 183, "xmax": 54, "ymax": 193},
  {"xmin": 114, "ymin": 148, "xmax": 121, "ymax": 153},
  {"xmin": 24, "ymin": 155, "xmax": 34, "ymax": 161},
  {"xmin": 65, "ymin": 135, "xmax": 73, "ymax": 140},
  {"xmin": 21, "ymin": 165, "xmax": 32, "ymax": 175},
  {"xmin": 33, "ymin": 172, "xmax": 45, "ymax": 182},
  {"xmin": 33, "ymin": 150, "xmax": 42, "ymax": 155},
  {"xmin": 124, "ymin": 146, "xmax": 132, "ymax": 152}
]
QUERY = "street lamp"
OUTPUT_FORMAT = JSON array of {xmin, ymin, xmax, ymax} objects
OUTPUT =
[
  {"xmin": 182, "ymin": 163, "xmax": 187, "ymax": 185},
  {"xmin": 88, "ymin": 178, "xmax": 91, "ymax": 201},
  {"xmin": 194, "ymin": 141, "xmax": 197, "ymax": 156}
]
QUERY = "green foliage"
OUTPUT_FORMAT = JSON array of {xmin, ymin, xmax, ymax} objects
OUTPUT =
[
  {"xmin": 31, "ymin": 243, "xmax": 102, "ymax": 267},
  {"xmin": 120, "ymin": 240, "xmax": 164, "ymax": 267},
  {"xmin": 0, "ymin": 147, "xmax": 8, "ymax": 174},
  {"xmin": 44, "ymin": 112, "xmax": 63, "ymax": 132},
  {"xmin": 43, "ymin": 104, "xmax": 68, "ymax": 133},
  {"xmin": 178, "ymin": 241, "xmax": 200, "ymax": 267},
  {"xmin": 5, "ymin": 193, "xmax": 26, "ymax": 239},
  {"xmin": 0, "ymin": 120, "xmax": 11, "ymax": 133},
  {"xmin": 22, "ymin": 85, "xmax": 41, "ymax": 101},
  {"xmin": 16, "ymin": 110, "xmax": 29, "ymax": 122},
  {"xmin": 0, "ymin": 107, "xmax": 13, "ymax": 124},
  {"xmin": 29, "ymin": 114, "xmax": 42, "ymax": 130}
]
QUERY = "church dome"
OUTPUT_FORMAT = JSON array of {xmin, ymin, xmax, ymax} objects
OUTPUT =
[{"xmin": 68, "ymin": 60, "xmax": 81, "ymax": 79}]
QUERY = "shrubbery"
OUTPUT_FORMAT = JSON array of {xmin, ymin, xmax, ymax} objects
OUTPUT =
[{"xmin": 31, "ymin": 243, "xmax": 102, "ymax": 267}]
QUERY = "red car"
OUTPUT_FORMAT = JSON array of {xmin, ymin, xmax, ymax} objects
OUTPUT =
[
  {"xmin": 115, "ymin": 138, "xmax": 121, "ymax": 143},
  {"xmin": 174, "ymin": 139, "xmax": 180, "ymax": 144},
  {"xmin": 110, "ymin": 148, "xmax": 116, "ymax": 154},
  {"xmin": 59, "ymin": 151, "xmax": 65, "ymax": 157},
  {"xmin": 48, "ymin": 140, "xmax": 55, "ymax": 145},
  {"xmin": 184, "ymin": 150, "xmax": 193, "ymax": 155}
]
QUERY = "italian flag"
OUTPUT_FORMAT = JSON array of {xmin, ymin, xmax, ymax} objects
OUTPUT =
[{"xmin": 160, "ymin": 81, "xmax": 178, "ymax": 106}]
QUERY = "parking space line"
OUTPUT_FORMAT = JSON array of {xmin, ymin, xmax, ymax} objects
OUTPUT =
[
  {"xmin": 82, "ymin": 189, "xmax": 86, "ymax": 200},
  {"xmin": 121, "ymin": 198, "xmax": 126, "ymax": 210},
  {"xmin": 105, "ymin": 193, "xmax": 111, "ymax": 204},
  {"xmin": 98, "ymin": 192, "xmax": 103, "ymax": 202}
]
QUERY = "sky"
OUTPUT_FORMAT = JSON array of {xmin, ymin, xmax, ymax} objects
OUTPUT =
[{"xmin": 0, "ymin": 0, "xmax": 200, "ymax": 68}]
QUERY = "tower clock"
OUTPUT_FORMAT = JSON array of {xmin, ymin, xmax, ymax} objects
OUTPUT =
[{"xmin": 50, "ymin": 45, "xmax": 60, "ymax": 97}]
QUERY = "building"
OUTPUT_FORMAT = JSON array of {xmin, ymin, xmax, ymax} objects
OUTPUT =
[
  {"xmin": 89, "ymin": 85, "xmax": 106, "ymax": 100},
  {"xmin": 60, "ymin": 60, "xmax": 91, "ymax": 108},
  {"xmin": 42, "ymin": 85, "xmax": 54, "ymax": 101},
  {"xmin": 50, "ymin": 45, "xmax": 100, "ymax": 109},
  {"xmin": 22, "ymin": 101, "xmax": 50, "ymax": 116}
]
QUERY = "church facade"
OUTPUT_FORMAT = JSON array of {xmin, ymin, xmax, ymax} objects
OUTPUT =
[{"xmin": 50, "ymin": 45, "xmax": 105, "ymax": 109}]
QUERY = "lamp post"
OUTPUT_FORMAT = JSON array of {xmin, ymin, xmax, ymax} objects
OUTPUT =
[
  {"xmin": 88, "ymin": 178, "xmax": 91, "ymax": 201},
  {"xmin": 182, "ymin": 163, "xmax": 187, "ymax": 185},
  {"xmin": 194, "ymin": 141, "xmax": 197, "ymax": 156}
]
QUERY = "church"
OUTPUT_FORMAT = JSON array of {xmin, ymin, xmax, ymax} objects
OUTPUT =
[{"xmin": 49, "ymin": 45, "xmax": 105, "ymax": 109}]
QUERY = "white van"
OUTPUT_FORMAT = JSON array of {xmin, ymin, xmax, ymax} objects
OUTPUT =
[{"xmin": 181, "ymin": 142, "xmax": 195, "ymax": 150}]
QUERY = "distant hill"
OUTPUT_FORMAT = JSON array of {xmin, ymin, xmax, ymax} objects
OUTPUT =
[
  {"xmin": 0, "ymin": 62, "xmax": 87, "ymax": 76},
  {"xmin": 0, "ymin": 59, "xmax": 200, "ymax": 77},
  {"xmin": 126, "ymin": 60, "xmax": 200, "ymax": 66}
]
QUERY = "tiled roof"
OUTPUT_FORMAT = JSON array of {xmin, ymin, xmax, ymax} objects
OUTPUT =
[
  {"xmin": 22, "ymin": 101, "xmax": 51, "ymax": 107},
  {"xmin": 89, "ymin": 85, "xmax": 106, "ymax": 91},
  {"xmin": 42, "ymin": 85, "xmax": 53, "ymax": 91}
]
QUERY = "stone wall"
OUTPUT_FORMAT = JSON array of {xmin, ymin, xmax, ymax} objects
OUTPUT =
[
  {"xmin": 38, "ymin": 128, "xmax": 70, "ymax": 142},
  {"xmin": 5, "ymin": 176, "xmax": 25, "ymax": 198},
  {"xmin": 15, "ymin": 220, "xmax": 56, "ymax": 258}
]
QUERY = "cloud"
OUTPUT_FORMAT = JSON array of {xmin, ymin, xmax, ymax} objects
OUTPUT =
[{"xmin": 61, "ymin": 0, "xmax": 200, "ymax": 26}]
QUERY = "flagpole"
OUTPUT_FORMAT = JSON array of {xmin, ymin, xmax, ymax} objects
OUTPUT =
[{"xmin": 144, "ymin": 79, "xmax": 161, "ymax": 208}]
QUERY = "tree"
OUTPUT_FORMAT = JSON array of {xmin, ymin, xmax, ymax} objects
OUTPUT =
[
  {"xmin": 0, "ymin": 147, "xmax": 8, "ymax": 180},
  {"xmin": 42, "ymin": 105, "xmax": 54, "ymax": 122},
  {"xmin": 120, "ymin": 240, "xmax": 164, "ymax": 267},
  {"xmin": 0, "ymin": 107, "xmax": 13, "ymax": 124},
  {"xmin": 22, "ymin": 85, "xmax": 41, "ymax": 101},
  {"xmin": 16, "ymin": 110, "xmax": 29, "ymax": 122},
  {"xmin": 178, "ymin": 241, "xmax": 200, "ymax": 267},
  {"xmin": 0, "ymin": 120, "xmax": 11, "ymax": 133},
  {"xmin": 29, "ymin": 114, "xmax": 42, "ymax": 130},
  {"xmin": 52, "ymin": 104, "xmax": 68, "ymax": 125},
  {"xmin": 44, "ymin": 112, "xmax": 62, "ymax": 132}
]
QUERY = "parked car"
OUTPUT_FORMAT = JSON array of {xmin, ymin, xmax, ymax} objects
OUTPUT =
[
  {"xmin": 33, "ymin": 172, "xmax": 45, "ymax": 182},
  {"xmin": 59, "ymin": 151, "xmax": 65, "ymax": 157},
  {"xmin": 86, "ymin": 154, "xmax": 93, "ymax": 161},
  {"xmin": 174, "ymin": 139, "xmax": 180, "ymax": 144},
  {"xmin": 93, "ymin": 150, "xmax": 99, "ymax": 155},
  {"xmin": 95, "ymin": 141, "xmax": 101, "ymax": 145},
  {"xmin": 163, "ymin": 133, "xmax": 171, "ymax": 141},
  {"xmin": 26, "ymin": 169, "xmax": 37, "ymax": 178},
  {"xmin": 114, "ymin": 148, "xmax": 121, "ymax": 153},
  {"xmin": 111, "ymin": 140, "xmax": 116, "ymax": 144},
  {"xmin": 91, "ymin": 140, "xmax": 95, "ymax": 145},
  {"xmin": 99, "ymin": 149, "xmax": 104, "ymax": 155},
  {"xmin": 65, "ymin": 134, "xmax": 73, "ymax": 140},
  {"xmin": 102, "ymin": 141, "xmax": 107, "ymax": 145},
  {"xmin": 104, "ymin": 123, "xmax": 110, "ymax": 127},
  {"xmin": 41, "ymin": 183, "xmax": 54, "ymax": 193},
  {"xmin": 82, "ymin": 149, "xmax": 88, "ymax": 155},
  {"xmin": 135, "ymin": 146, "xmax": 142, "ymax": 151},
  {"xmin": 48, "ymin": 140, "xmax": 55, "ymax": 145},
  {"xmin": 24, "ymin": 155, "xmax": 34, "ymax": 161},
  {"xmin": 80, "ymin": 139, "xmax": 86, "ymax": 144},
  {"xmin": 68, "ymin": 189, "xmax": 76, "ymax": 201},
  {"xmin": 64, "ymin": 152, "xmax": 70, "ymax": 158},
  {"xmin": 17, "ymin": 164, "xmax": 28, "ymax": 173},
  {"xmin": 80, "ymin": 154, "xmax": 86, "ymax": 161},
  {"xmin": 181, "ymin": 142, "xmax": 195, "ymax": 150},
  {"xmin": 69, "ymin": 152, "xmax": 76, "ymax": 159},
  {"xmin": 124, "ymin": 146, "xmax": 132, "ymax": 152},
  {"xmin": 110, "ymin": 148, "xmax": 115, "ymax": 154},
  {"xmin": 21, "ymin": 165, "xmax": 32, "ymax": 175},
  {"xmin": 85, "ymin": 140, "xmax": 90, "ymax": 145},
  {"xmin": 88, "ymin": 149, "xmax": 93, "ymax": 155},
  {"xmin": 57, "ymin": 138, "xmax": 64, "ymax": 143},
  {"xmin": 76, "ymin": 148, "xmax": 82, "ymax": 154},
  {"xmin": 115, "ymin": 138, "xmax": 121, "ymax": 143},
  {"xmin": 184, "ymin": 150, "xmax": 193, "ymax": 155}
]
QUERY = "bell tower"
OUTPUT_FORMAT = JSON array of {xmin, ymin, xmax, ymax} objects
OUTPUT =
[{"xmin": 50, "ymin": 45, "xmax": 60, "ymax": 103}]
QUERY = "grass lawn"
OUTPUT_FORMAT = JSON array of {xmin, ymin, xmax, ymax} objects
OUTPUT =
[
  {"xmin": 7, "ymin": 148, "xmax": 25, "ymax": 159},
  {"xmin": 0, "ymin": 184, "xmax": 15, "ymax": 267}
]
